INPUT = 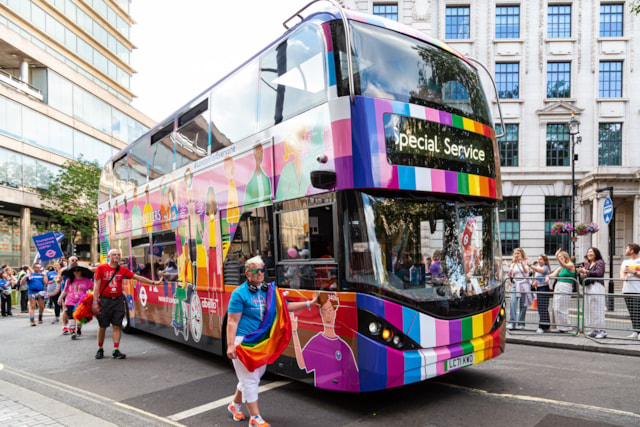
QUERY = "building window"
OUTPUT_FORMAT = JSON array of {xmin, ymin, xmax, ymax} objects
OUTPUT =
[
  {"xmin": 600, "ymin": 3, "xmax": 623, "ymax": 37},
  {"xmin": 496, "ymin": 5, "xmax": 520, "ymax": 39},
  {"xmin": 496, "ymin": 123, "xmax": 519, "ymax": 167},
  {"xmin": 373, "ymin": 4, "xmax": 398, "ymax": 21},
  {"xmin": 547, "ymin": 4, "xmax": 571, "ymax": 38},
  {"xmin": 598, "ymin": 123, "xmax": 622, "ymax": 166},
  {"xmin": 446, "ymin": 6, "xmax": 470, "ymax": 39},
  {"xmin": 495, "ymin": 63, "xmax": 519, "ymax": 99},
  {"xmin": 599, "ymin": 61, "xmax": 622, "ymax": 98},
  {"xmin": 545, "ymin": 197, "xmax": 571, "ymax": 255},
  {"xmin": 547, "ymin": 62, "xmax": 571, "ymax": 98},
  {"xmin": 499, "ymin": 197, "xmax": 520, "ymax": 255},
  {"xmin": 546, "ymin": 123, "xmax": 570, "ymax": 166}
]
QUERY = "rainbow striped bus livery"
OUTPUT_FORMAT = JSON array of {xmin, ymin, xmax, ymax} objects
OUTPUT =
[{"xmin": 98, "ymin": 1, "xmax": 506, "ymax": 392}]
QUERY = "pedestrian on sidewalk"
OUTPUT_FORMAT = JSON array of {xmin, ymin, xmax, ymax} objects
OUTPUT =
[
  {"xmin": 578, "ymin": 247, "xmax": 606, "ymax": 339},
  {"xmin": 59, "ymin": 266, "xmax": 94, "ymax": 340},
  {"xmin": 1, "ymin": 271, "xmax": 15, "ymax": 316},
  {"xmin": 91, "ymin": 248, "xmax": 161, "ymax": 360},
  {"xmin": 17, "ymin": 265, "xmax": 30, "ymax": 313},
  {"xmin": 530, "ymin": 254, "xmax": 551, "ymax": 334},
  {"xmin": 20, "ymin": 263, "xmax": 49, "ymax": 326},
  {"xmin": 620, "ymin": 242, "xmax": 640, "ymax": 340},
  {"xmin": 46, "ymin": 263, "xmax": 62, "ymax": 324},
  {"xmin": 548, "ymin": 249, "xmax": 576, "ymax": 333},
  {"xmin": 507, "ymin": 248, "xmax": 532, "ymax": 330}
]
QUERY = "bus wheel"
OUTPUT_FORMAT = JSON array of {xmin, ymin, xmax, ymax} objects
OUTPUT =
[
  {"xmin": 190, "ymin": 292, "xmax": 203, "ymax": 343},
  {"xmin": 181, "ymin": 300, "xmax": 190, "ymax": 342},
  {"xmin": 121, "ymin": 298, "xmax": 133, "ymax": 334}
]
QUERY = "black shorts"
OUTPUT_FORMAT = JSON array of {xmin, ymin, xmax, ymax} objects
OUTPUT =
[
  {"xmin": 65, "ymin": 305, "xmax": 75, "ymax": 319},
  {"xmin": 97, "ymin": 296, "xmax": 125, "ymax": 328}
]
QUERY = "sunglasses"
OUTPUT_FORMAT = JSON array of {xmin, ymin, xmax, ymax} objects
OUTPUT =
[{"xmin": 250, "ymin": 268, "xmax": 266, "ymax": 274}]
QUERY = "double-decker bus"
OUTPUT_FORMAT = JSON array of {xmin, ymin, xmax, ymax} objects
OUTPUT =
[{"xmin": 98, "ymin": 1, "xmax": 505, "ymax": 392}]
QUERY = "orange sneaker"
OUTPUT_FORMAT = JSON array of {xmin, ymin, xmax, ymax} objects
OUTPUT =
[
  {"xmin": 248, "ymin": 415, "xmax": 270, "ymax": 427},
  {"xmin": 227, "ymin": 402, "xmax": 245, "ymax": 422}
]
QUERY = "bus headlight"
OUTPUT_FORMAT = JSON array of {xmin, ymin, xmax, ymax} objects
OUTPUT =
[
  {"xmin": 358, "ymin": 309, "xmax": 419, "ymax": 350},
  {"xmin": 392, "ymin": 335, "xmax": 404, "ymax": 348},
  {"xmin": 368, "ymin": 321, "xmax": 382, "ymax": 335}
]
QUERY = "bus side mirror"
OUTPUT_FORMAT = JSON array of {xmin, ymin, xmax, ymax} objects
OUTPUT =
[{"xmin": 310, "ymin": 170, "xmax": 336, "ymax": 190}]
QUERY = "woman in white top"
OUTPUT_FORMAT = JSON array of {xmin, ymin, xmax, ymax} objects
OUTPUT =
[
  {"xmin": 620, "ymin": 243, "xmax": 640, "ymax": 340},
  {"xmin": 507, "ymin": 248, "xmax": 532, "ymax": 330}
]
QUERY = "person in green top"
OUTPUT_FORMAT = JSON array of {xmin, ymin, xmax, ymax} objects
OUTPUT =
[
  {"xmin": 245, "ymin": 143, "xmax": 271, "ymax": 206},
  {"xmin": 547, "ymin": 249, "xmax": 576, "ymax": 332}
]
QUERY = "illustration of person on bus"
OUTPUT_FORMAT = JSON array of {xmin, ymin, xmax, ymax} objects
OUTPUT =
[
  {"xmin": 206, "ymin": 186, "xmax": 222, "ymax": 292},
  {"xmin": 291, "ymin": 292, "xmax": 360, "ymax": 392},
  {"xmin": 172, "ymin": 169, "xmax": 206, "ymax": 339},
  {"xmin": 244, "ymin": 143, "xmax": 271, "ymax": 206},
  {"xmin": 224, "ymin": 156, "xmax": 240, "ymax": 227},
  {"xmin": 275, "ymin": 124, "xmax": 309, "ymax": 201}
]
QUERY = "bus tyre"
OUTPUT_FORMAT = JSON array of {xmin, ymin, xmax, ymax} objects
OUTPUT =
[
  {"xmin": 181, "ymin": 300, "xmax": 190, "ymax": 342},
  {"xmin": 121, "ymin": 298, "xmax": 133, "ymax": 334},
  {"xmin": 190, "ymin": 292, "xmax": 203, "ymax": 343}
]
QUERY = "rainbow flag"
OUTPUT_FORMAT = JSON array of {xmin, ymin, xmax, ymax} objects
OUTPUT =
[{"xmin": 236, "ymin": 283, "xmax": 292, "ymax": 372}]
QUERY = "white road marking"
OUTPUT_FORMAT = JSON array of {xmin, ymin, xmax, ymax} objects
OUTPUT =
[
  {"xmin": 167, "ymin": 380, "xmax": 291, "ymax": 421},
  {"xmin": 4, "ymin": 366, "xmax": 185, "ymax": 426},
  {"xmin": 435, "ymin": 381, "xmax": 640, "ymax": 420}
]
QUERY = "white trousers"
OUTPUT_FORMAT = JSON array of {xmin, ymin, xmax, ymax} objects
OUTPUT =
[
  {"xmin": 553, "ymin": 281, "xmax": 573, "ymax": 331},
  {"xmin": 584, "ymin": 282, "xmax": 606, "ymax": 330},
  {"xmin": 231, "ymin": 336, "xmax": 267, "ymax": 403}
]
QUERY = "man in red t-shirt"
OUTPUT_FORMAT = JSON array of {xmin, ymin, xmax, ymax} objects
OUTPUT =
[{"xmin": 92, "ymin": 248, "xmax": 161, "ymax": 360}]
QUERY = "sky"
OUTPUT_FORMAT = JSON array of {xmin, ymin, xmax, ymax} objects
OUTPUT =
[{"xmin": 130, "ymin": 0, "xmax": 312, "ymax": 123}]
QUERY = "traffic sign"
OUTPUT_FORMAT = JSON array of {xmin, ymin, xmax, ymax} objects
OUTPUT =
[{"xmin": 603, "ymin": 197, "xmax": 613, "ymax": 225}]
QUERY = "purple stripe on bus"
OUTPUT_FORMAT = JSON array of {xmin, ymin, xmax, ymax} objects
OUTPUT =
[
  {"xmin": 445, "ymin": 170, "xmax": 458, "ymax": 193},
  {"xmin": 449, "ymin": 320, "xmax": 462, "ymax": 344},
  {"xmin": 439, "ymin": 110, "xmax": 453, "ymax": 127}
]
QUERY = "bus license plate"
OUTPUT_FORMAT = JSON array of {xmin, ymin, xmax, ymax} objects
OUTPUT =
[{"xmin": 445, "ymin": 354, "xmax": 475, "ymax": 371}]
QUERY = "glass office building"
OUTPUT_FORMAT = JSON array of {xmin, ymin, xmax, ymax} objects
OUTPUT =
[{"xmin": 0, "ymin": 0, "xmax": 153, "ymax": 266}]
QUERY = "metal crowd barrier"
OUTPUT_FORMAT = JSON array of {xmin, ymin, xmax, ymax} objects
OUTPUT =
[
  {"xmin": 582, "ymin": 278, "xmax": 640, "ymax": 340},
  {"xmin": 504, "ymin": 276, "xmax": 640, "ymax": 342},
  {"xmin": 505, "ymin": 277, "xmax": 581, "ymax": 336}
]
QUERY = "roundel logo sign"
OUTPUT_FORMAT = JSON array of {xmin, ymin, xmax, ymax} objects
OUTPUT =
[{"xmin": 139, "ymin": 286, "xmax": 147, "ymax": 307}]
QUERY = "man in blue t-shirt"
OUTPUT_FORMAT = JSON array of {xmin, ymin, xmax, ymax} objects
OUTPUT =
[
  {"xmin": 225, "ymin": 255, "xmax": 315, "ymax": 427},
  {"xmin": 20, "ymin": 263, "xmax": 49, "ymax": 326}
]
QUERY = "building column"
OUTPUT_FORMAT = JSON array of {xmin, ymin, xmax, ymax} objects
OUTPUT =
[
  {"xmin": 20, "ymin": 207, "xmax": 31, "ymax": 266},
  {"xmin": 634, "ymin": 195, "xmax": 640, "ymax": 245},
  {"xmin": 19, "ymin": 59, "xmax": 29, "ymax": 82}
]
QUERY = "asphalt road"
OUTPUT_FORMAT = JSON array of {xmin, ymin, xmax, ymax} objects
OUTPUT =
[{"xmin": 1, "ymin": 313, "xmax": 639, "ymax": 426}]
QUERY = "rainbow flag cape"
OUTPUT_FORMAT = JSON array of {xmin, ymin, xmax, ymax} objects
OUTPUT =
[{"xmin": 236, "ymin": 282, "xmax": 292, "ymax": 372}]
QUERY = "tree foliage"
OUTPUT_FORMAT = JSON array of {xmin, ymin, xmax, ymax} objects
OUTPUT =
[
  {"xmin": 40, "ymin": 157, "xmax": 101, "ymax": 245},
  {"xmin": 633, "ymin": 1, "xmax": 640, "ymax": 14}
]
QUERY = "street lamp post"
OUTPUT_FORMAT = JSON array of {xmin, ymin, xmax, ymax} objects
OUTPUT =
[{"xmin": 567, "ymin": 113, "xmax": 581, "ymax": 257}]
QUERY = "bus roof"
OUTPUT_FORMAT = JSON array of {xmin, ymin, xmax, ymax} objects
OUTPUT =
[{"xmin": 108, "ymin": 3, "xmax": 473, "ymax": 169}]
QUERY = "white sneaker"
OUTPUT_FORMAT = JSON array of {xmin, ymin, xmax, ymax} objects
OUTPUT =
[
  {"xmin": 626, "ymin": 332, "xmax": 639, "ymax": 339},
  {"xmin": 587, "ymin": 330, "xmax": 598, "ymax": 338},
  {"xmin": 516, "ymin": 324, "xmax": 525, "ymax": 330},
  {"xmin": 506, "ymin": 323, "xmax": 514, "ymax": 330},
  {"xmin": 595, "ymin": 331, "xmax": 607, "ymax": 339},
  {"xmin": 536, "ymin": 328, "xmax": 544, "ymax": 334}
]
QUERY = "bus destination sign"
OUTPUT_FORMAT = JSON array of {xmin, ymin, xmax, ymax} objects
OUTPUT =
[{"xmin": 384, "ymin": 114, "xmax": 495, "ymax": 178}]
